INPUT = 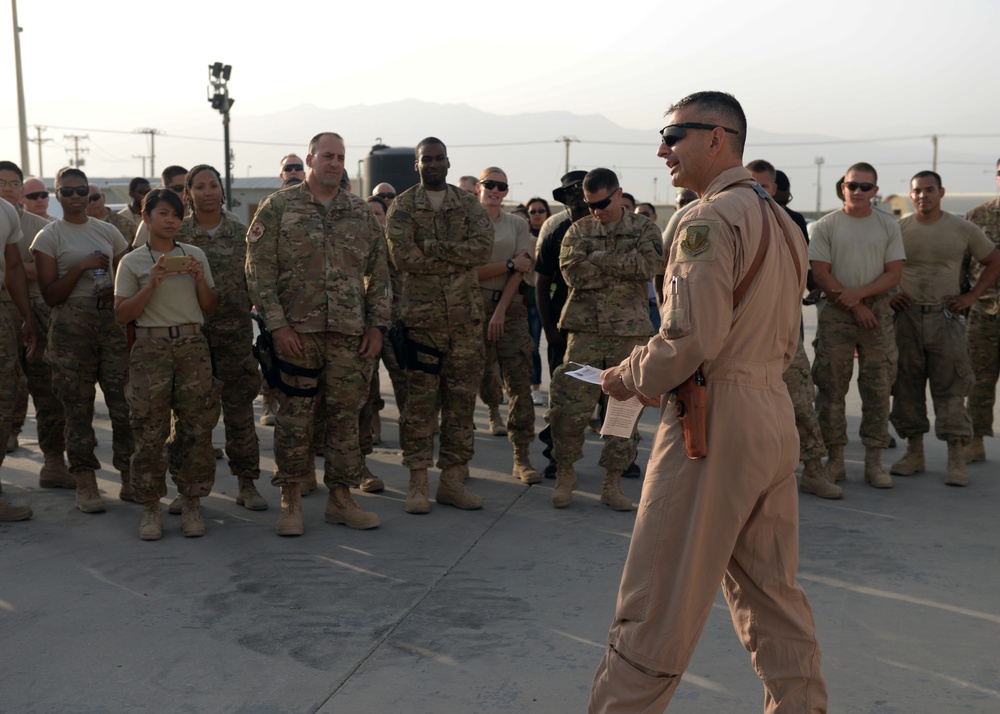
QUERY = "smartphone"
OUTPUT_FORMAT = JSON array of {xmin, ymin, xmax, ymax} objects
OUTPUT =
[{"xmin": 163, "ymin": 255, "xmax": 189, "ymax": 273}]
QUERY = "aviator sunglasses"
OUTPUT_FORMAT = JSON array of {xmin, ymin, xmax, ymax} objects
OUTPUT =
[
  {"xmin": 660, "ymin": 122, "xmax": 739, "ymax": 148},
  {"xmin": 479, "ymin": 180, "xmax": 509, "ymax": 192},
  {"xmin": 282, "ymin": 163, "xmax": 304, "ymax": 172},
  {"xmin": 57, "ymin": 186, "xmax": 90, "ymax": 197},
  {"xmin": 24, "ymin": 191, "xmax": 48, "ymax": 200},
  {"xmin": 844, "ymin": 181, "xmax": 876, "ymax": 192}
]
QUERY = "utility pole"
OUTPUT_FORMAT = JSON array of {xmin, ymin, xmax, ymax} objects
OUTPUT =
[
  {"xmin": 931, "ymin": 135, "xmax": 938, "ymax": 172},
  {"xmin": 131, "ymin": 155, "xmax": 147, "ymax": 177},
  {"xmin": 653, "ymin": 176, "xmax": 658, "ymax": 203},
  {"xmin": 814, "ymin": 156, "xmax": 825, "ymax": 218},
  {"xmin": 11, "ymin": 0, "xmax": 31, "ymax": 174},
  {"xmin": 135, "ymin": 128, "xmax": 162, "ymax": 178},
  {"xmin": 208, "ymin": 62, "xmax": 235, "ymax": 211},
  {"xmin": 559, "ymin": 136, "xmax": 578, "ymax": 174},
  {"xmin": 28, "ymin": 125, "xmax": 51, "ymax": 178},
  {"xmin": 64, "ymin": 134, "xmax": 89, "ymax": 168}
]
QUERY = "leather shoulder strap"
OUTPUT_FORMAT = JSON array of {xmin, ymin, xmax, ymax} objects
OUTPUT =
[{"xmin": 732, "ymin": 185, "xmax": 771, "ymax": 309}]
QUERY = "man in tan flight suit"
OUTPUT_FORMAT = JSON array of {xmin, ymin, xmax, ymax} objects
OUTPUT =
[{"xmin": 589, "ymin": 91, "xmax": 828, "ymax": 713}]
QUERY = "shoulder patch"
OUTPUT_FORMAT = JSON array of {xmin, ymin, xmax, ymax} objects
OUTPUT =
[
  {"xmin": 676, "ymin": 221, "xmax": 720, "ymax": 262},
  {"xmin": 247, "ymin": 222, "xmax": 265, "ymax": 243}
]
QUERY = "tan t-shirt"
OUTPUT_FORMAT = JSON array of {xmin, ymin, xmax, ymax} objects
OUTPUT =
[
  {"xmin": 18, "ymin": 209, "xmax": 49, "ymax": 300},
  {"xmin": 0, "ymin": 199, "xmax": 21, "ymax": 285},
  {"xmin": 115, "ymin": 242, "xmax": 215, "ymax": 327},
  {"xmin": 898, "ymin": 211, "xmax": 995, "ymax": 304},
  {"xmin": 30, "ymin": 218, "xmax": 129, "ymax": 301},
  {"xmin": 808, "ymin": 209, "xmax": 906, "ymax": 290},
  {"xmin": 480, "ymin": 212, "xmax": 533, "ymax": 291}
]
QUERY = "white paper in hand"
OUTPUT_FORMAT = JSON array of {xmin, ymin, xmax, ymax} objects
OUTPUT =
[{"xmin": 600, "ymin": 395, "xmax": 644, "ymax": 438}]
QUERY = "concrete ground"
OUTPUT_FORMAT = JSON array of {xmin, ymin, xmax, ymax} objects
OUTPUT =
[{"xmin": 2, "ymin": 318, "xmax": 998, "ymax": 713}]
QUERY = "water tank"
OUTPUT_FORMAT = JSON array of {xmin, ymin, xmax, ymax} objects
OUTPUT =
[{"xmin": 363, "ymin": 145, "xmax": 418, "ymax": 198}]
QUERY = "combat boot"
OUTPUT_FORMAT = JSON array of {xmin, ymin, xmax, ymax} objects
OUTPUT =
[
  {"xmin": 75, "ymin": 470, "xmax": 106, "ymax": 513},
  {"xmin": 406, "ymin": 468, "xmax": 431, "ymax": 514},
  {"xmin": 138, "ymin": 501, "xmax": 162, "ymax": 541},
  {"xmin": 39, "ymin": 453, "xmax": 75, "ymax": 489},
  {"xmin": 358, "ymin": 463, "xmax": 385, "ymax": 493},
  {"xmin": 0, "ymin": 497, "xmax": 32, "ymax": 522},
  {"xmin": 259, "ymin": 393, "xmax": 277, "ymax": 426},
  {"xmin": 600, "ymin": 470, "xmax": 634, "ymax": 511},
  {"xmin": 826, "ymin": 445, "xmax": 846, "ymax": 482},
  {"xmin": 966, "ymin": 435, "xmax": 986, "ymax": 464},
  {"xmin": 181, "ymin": 495, "xmax": 205, "ymax": 537},
  {"xmin": 945, "ymin": 440, "xmax": 969, "ymax": 487},
  {"xmin": 551, "ymin": 463, "xmax": 578, "ymax": 508},
  {"xmin": 512, "ymin": 443, "xmax": 541, "ymax": 484},
  {"xmin": 799, "ymin": 458, "xmax": 843, "ymax": 499},
  {"xmin": 118, "ymin": 469, "xmax": 136, "ymax": 502},
  {"xmin": 436, "ymin": 464, "xmax": 483, "ymax": 509},
  {"xmin": 864, "ymin": 448, "xmax": 893, "ymax": 488},
  {"xmin": 168, "ymin": 493, "xmax": 183, "ymax": 515},
  {"xmin": 236, "ymin": 477, "xmax": 268, "ymax": 510},
  {"xmin": 890, "ymin": 435, "xmax": 925, "ymax": 475},
  {"xmin": 488, "ymin": 405, "xmax": 507, "ymax": 436},
  {"xmin": 275, "ymin": 485, "xmax": 304, "ymax": 536},
  {"xmin": 325, "ymin": 486, "xmax": 380, "ymax": 529}
]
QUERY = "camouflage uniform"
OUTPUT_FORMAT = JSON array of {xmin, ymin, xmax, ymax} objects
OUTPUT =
[
  {"xmin": 480, "ymin": 289, "xmax": 535, "ymax": 444},
  {"xmin": 0, "ymin": 206, "xmax": 25, "ymax": 479},
  {"xmin": 246, "ymin": 182, "xmax": 389, "ymax": 488},
  {"xmin": 782, "ymin": 336, "xmax": 826, "ymax": 462},
  {"xmin": 101, "ymin": 210, "xmax": 137, "ymax": 245},
  {"xmin": 385, "ymin": 184, "xmax": 494, "ymax": 469},
  {"xmin": 381, "ymin": 258, "xmax": 408, "ymax": 412},
  {"xmin": 965, "ymin": 197, "xmax": 1000, "ymax": 437},
  {"xmin": 548, "ymin": 211, "xmax": 661, "ymax": 470},
  {"xmin": 174, "ymin": 212, "xmax": 261, "ymax": 481}
]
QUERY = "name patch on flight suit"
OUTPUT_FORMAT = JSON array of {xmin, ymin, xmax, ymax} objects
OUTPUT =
[{"xmin": 675, "ymin": 221, "xmax": 720, "ymax": 262}]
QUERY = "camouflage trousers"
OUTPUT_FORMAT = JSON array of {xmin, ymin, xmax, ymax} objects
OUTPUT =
[
  {"xmin": 5, "ymin": 297, "xmax": 66, "ymax": 453},
  {"xmin": 781, "ymin": 335, "xmax": 826, "ymax": 462},
  {"xmin": 478, "ymin": 296, "xmax": 536, "ymax": 445},
  {"xmin": 401, "ymin": 321, "xmax": 484, "ymax": 470},
  {"xmin": 966, "ymin": 307, "xmax": 1000, "ymax": 437},
  {"xmin": 547, "ymin": 332, "xmax": 646, "ymax": 470},
  {"xmin": 0, "ymin": 306, "xmax": 23, "ymax": 472},
  {"xmin": 812, "ymin": 298, "xmax": 897, "ymax": 449},
  {"xmin": 45, "ymin": 299, "xmax": 133, "ymax": 475},
  {"xmin": 359, "ymin": 363, "xmax": 382, "ymax": 455},
  {"xmin": 127, "ymin": 333, "xmax": 220, "ymax": 501},
  {"xmin": 381, "ymin": 336, "xmax": 408, "ymax": 415},
  {"xmin": 890, "ymin": 305, "xmax": 973, "ymax": 442},
  {"xmin": 272, "ymin": 331, "xmax": 373, "ymax": 489},
  {"xmin": 168, "ymin": 317, "xmax": 261, "ymax": 480}
]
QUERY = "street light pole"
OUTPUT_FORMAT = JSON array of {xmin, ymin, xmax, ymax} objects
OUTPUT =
[
  {"xmin": 11, "ymin": 0, "xmax": 31, "ymax": 174},
  {"xmin": 208, "ymin": 62, "xmax": 234, "ymax": 211},
  {"xmin": 814, "ymin": 156, "xmax": 825, "ymax": 218}
]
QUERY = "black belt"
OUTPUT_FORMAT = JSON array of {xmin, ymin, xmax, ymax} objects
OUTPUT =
[{"xmin": 134, "ymin": 323, "xmax": 202, "ymax": 339}]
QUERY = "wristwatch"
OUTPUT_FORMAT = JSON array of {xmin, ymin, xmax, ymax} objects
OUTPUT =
[{"xmin": 506, "ymin": 258, "xmax": 516, "ymax": 273}]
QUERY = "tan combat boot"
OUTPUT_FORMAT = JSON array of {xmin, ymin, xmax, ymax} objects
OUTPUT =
[
  {"xmin": 276, "ymin": 484, "xmax": 304, "ymax": 536},
  {"xmin": 436, "ymin": 464, "xmax": 483, "ymax": 509},
  {"xmin": 826, "ymin": 444, "xmax": 846, "ymax": 482},
  {"xmin": 139, "ymin": 500, "xmax": 162, "ymax": 541},
  {"xmin": 0, "ymin": 497, "xmax": 32, "ymax": 522},
  {"xmin": 512, "ymin": 443, "xmax": 541, "ymax": 484},
  {"xmin": 75, "ymin": 470, "xmax": 106, "ymax": 513},
  {"xmin": 864, "ymin": 448, "xmax": 893, "ymax": 488},
  {"xmin": 488, "ymin": 405, "xmax": 507, "ymax": 436},
  {"xmin": 405, "ymin": 469, "xmax": 431, "ymax": 514},
  {"xmin": 118, "ymin": 469, "xmax": 136, "ymax": 502},
  {"xmin": 551, "ymin": 463, "xmax": 578, "ymax": 508},
  {"xmin": 325, "ymin": 486, "xmax": 380, "ymax": 529},
  {"xmin": 358, "ymin": 463, "xmax": 385, "ymax": 493},
  {"xmin": 236, "ymin": 476, "xmax": 268, "ymax": 510},
  {"xmin": 966, "ymin": 435, "xmax": 986, "ymax": 464},
  {"xmin": 39, "ymin": 453, "xmax": 75, "ymax": 489},
  {"xmin": 945, "ymin": 440, "xmax": 970, "ymax": 487},
  {"xmin": 799, "ymin": 458, "xmax": 843, "ymax": 499},
  {"xmin": 890, "ymin": 435, "xmax": 925, "ymax": 475},
  {"xmin": 600, "ymin": 470, "xmax": 634, "ymax": 512},
  {"xmin": 181, "ymin": 495, "xmax": 206, "ymax": 537},
  {"xmin": 259, "ymin": 392, "xmax": 277, "ymax": 426}
]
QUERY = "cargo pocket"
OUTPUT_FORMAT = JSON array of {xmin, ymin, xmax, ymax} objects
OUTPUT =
[{"xmin": 660, "ymin": 274, "xmax": 691, "ymax": 339}]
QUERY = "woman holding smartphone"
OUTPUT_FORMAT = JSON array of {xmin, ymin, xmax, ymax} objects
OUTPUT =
[{"xmin": 115, "ymin": 188, "xmax": 219, "ymax": 540}]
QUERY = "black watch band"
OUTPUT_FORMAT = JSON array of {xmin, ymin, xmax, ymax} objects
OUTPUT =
[{"xmin": 506, "ymin": 258, "xmax": 516, "ymax": 273}]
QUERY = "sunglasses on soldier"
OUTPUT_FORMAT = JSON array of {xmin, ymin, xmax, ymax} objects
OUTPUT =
[{"xmin": 660, "ymin": 122, "xmax": 739, "ymax": 148}]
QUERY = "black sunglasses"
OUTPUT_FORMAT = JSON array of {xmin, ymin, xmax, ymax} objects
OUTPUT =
[
  {"xmin": 479, "ymin": 180, "xmax": 509, "ymax": 191},
  {"xmin": 57, "ymin": 186, "xmax": 90, "ymax": 197},
  {"xmin": 844, "ymin": 181, "xmax": 876, "ymax": 192},
  {"xmin": 88, "ymin": 193, "xmax": 103, "ymax": 203},
  {"xmin": 376, "ymin": 192, "xmax": 396, "ymax": 200},
  {"xmin": 282, "ymin": 163, "xmax": 304, "ymax": 172},
  {"xmin": 660, "ymin": 122, "xmax": 739, "ymax": 148},
  {"xmin": 528, "ymin": 208, "xmax": 547, "ymax": 215},
  {"xmin": 584, "ymin": 190, "xmax": 618, "ymax": 210},
  {"xmin": 24, "ymin": 191, "xmax": 48, "ymax": 200},
  {"xmin": 168, "ymin": 184, "xmax": 185, "ymax": 194}
]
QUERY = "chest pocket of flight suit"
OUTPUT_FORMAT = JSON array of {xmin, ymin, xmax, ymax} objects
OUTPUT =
[{"xmin": 661, "ymin": 274, "xmax": 691, "ymax": 339}]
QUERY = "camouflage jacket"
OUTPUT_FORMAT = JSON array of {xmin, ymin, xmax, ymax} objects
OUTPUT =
[
  {"xmin": 179, "ymin": 212, "xmax": 251, "ymax": 325},
  {"xmin": 558, "ymin": 210, "xmax": 662, "ymax": 336},
  {"xmin": 966, "ymin": 196, "xmax": 1000, "ymax": 314},
  {"xmin": 385, "ymin": 183, "xmax": 494, "ymax": 328},
  {"xmin": 245, "ymin": 182, "xmax": 390, "ymax": 335},
  {"xmin": 102, "ymin": 210, "xmax": 137, "ymax": 245}
]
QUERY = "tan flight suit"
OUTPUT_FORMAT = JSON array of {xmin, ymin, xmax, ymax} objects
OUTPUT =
[{"xmin": 589, "ymin": 167, "xmax": 828, "ymax": 713}]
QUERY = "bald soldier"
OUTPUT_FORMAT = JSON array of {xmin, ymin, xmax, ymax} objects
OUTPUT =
[{"xmin": 590, "ymin": 91, "xmax": 827, "ymax": 712}]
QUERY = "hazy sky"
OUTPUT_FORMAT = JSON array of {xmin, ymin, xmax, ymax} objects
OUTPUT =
[{"xmin": 2, "ymin": 0, "xmax": 998, "ymax": 208}]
